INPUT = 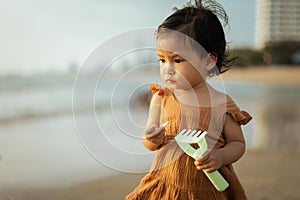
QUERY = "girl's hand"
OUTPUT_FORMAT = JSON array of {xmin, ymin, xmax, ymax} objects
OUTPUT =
[
  {"xmin": 194, "ymin": 149, "xmax": 224, "ymax": 173},
  {"xmin": 144, "ymin": 124, "xmax": 166, "ymax": 146}
]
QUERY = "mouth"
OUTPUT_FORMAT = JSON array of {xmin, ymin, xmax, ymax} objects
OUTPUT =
[{"xmin": 165, "ymin": 78, "xmax": 176, "ymax": 83}]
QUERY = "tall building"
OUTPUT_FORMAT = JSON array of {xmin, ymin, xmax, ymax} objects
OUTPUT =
[{"xmin": 255, "ymin": 0, "xmax": 300, "ymax": 49}]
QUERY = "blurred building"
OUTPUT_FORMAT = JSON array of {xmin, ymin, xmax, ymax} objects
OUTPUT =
[{"xmin": 255, "ymin": 0, "xmax": 300, "ymax": 49}]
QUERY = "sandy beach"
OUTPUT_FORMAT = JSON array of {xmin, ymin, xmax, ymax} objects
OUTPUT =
[
  {"xmin": 1, "ymin": 150, "xmax": 299, "ymax": 200},
  {"xmin": 59, "ymin": 150, "xmax": 300, "ymax": 200},
  {"xmin": 1, "ymin": 66, "xmax": 300, "ymax": 200}
]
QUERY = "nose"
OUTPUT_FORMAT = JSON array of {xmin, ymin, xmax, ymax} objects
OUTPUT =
[{"xmin": 165, "ymin": 66, "xmax": 175, "ymax": 75}]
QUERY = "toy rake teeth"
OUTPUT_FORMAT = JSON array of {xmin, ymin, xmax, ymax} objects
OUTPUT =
[{"xmin": 175, "ymin": 129, "xmax": 229, "ymax": 192}]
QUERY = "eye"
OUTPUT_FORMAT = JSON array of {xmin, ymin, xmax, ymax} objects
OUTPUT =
[
  {"xmin": 158, "ymin": 58, "xmax": 166, "ymax": 64},
  {"xmin": 174, "ymin": 58, "xmax": 185, "ymax": 63}
]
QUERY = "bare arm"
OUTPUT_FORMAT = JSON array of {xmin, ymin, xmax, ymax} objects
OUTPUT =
[
  {"xmin": 217, "ymin": 113, "xmax": 246, "ymax": 164},
  {"xmin": 195, "ymin": 114, "xmax": 246, "ymax": 172},
  {"xmin": 142, "ymin": 92, "xmax": 164, "ymax": 151}
]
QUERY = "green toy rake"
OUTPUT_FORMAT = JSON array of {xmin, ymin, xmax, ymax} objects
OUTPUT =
[{"xmin": 175, "ymin": 129, "xmax": 229, "ymax": 192}]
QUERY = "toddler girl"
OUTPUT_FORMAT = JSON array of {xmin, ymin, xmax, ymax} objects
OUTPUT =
[{"xmin": 126, "ymin": 1, "xmax": 252, "ymax": 199}]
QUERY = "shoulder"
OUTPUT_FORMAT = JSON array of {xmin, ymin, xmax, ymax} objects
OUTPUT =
[
  {"xmin": 149, "ymin": 83, "xmax": 164, "ymax": 105},
  {"xmin": 207, "ymin": 86, "xmax": 231, "ymax": 107},
  {"xmin": 207, "ymin": 84, "xmax": 239, "ymax": 108},
  {"xmin": 208, "ymin": 86, "xmax": 252, "ymax": 125},
  {"xmin": 150, "ymin": 90, "xmax": 163, "ymax": 105}
]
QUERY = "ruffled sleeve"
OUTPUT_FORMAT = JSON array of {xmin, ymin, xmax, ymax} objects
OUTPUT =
[
  {"xmin": 226, "ymin": 101, "xmax": 252, "ymax": 125},
  {"xmin": 149, "ymin": 83, "xmax": 164, "ymax": 96}
]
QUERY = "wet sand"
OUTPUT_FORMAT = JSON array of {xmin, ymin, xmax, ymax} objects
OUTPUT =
[
  {"xmin": 1, "ymin": 150, "xmax": 299, "ymax": 200},
  {"xmin": 60, "ymin": 150, "xmax": 300, "ymax": 200}
]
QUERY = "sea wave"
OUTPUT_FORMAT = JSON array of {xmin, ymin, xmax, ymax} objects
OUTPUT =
[{"xmin": 0, "ymin": 73, "xmax": 151, "ymax": 124}]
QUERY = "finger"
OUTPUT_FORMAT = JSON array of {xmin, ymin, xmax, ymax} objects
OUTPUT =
[
  {"xmin": 204, "ymin": 165, "xmax": 217, "ymax": 173},
  {"xmin": 156, "ymin": 126, "xmax": 166, "ymax": 133},
  {"xmin": 195, "ymin": 154, "xmax": 210, "ymax": 164},
  {"xmin": 196, "ymin": 162, "xmax": 213, "ymax": 171},
  {"xmin": 146, "ymin": 129, "xmax": 164, "ymax": 140},
  {"xmin": 195, "ymin": 163, "xmax": 209, "ymax": 171},
  {"xmin": 145, "ymin": 124, "xmax": 157, "ymax": 134},
  {"xmin": 147, "ymin": 134, "xmax": 164, "ymax": 143},
  {"xmin": 146, "ymin": 131, "xmax": 159, "ymax": 139}
]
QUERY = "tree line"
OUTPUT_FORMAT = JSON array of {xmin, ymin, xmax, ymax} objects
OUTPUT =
[{"xmin": 229, "ymin": 41, "xmax": 300, "ymax": 66}]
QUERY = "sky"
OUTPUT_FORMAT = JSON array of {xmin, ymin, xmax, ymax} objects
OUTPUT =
[{"xmin": 0, "ymin": 0, "xmax": 255, "ymax": 75}]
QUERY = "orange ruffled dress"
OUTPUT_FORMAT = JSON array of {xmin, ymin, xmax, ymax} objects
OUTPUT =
[{"xmin": 126, "ymin": 84, "xmax": 252, "ymax": 200}]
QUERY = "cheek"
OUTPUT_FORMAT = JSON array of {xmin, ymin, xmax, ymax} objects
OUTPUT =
[
  {"xmin": 178, "ymin": 66, "xmax": 204, "ymax": 84},
  {"xmin": 187, "ymin": 58, "xmax": 206, "ymax": 75},
  {"xmin": 188, "ymin": 65, "xmax": 206, "ymax": 79},
  {"xmin": 174, "ymin": 70, "xmax": 192, "ymax": 84},
  {"xmin": 160, "ymin": 66, "xmax": 169, "ymax": 81},
  {"xmin": 159, "ymin": 66, "xmax": 165, "ymax": 77}
]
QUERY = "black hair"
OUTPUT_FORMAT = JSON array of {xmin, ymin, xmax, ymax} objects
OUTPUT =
[{"xmin": 157, "ymin": 0, "xmax": 234, "ymax": 76}]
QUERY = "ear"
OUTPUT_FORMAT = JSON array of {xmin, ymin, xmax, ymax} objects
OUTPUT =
[{"xmin": 204, "ymin": 53, "xmax": 217, "ymax": 72}]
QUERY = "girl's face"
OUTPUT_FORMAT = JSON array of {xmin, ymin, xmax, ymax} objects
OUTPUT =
[{"xmin": 156, "ymin": 34, "xmax": 207, "ymax": 90}]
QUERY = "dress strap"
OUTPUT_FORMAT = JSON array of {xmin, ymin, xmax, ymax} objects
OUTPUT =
[{"xmin": 149, "ymin": 83, "xmax": 165, "ymax": 96}]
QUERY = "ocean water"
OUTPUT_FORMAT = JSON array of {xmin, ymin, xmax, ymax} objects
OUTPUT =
[{"xmin": 0, "ymin": 71, "xmax": 299, "ymax": 190}]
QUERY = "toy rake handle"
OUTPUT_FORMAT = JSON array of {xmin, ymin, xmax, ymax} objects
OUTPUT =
[
  {"xmin": 203, "ymin": 170, "xmax": 229, "ymax": 192},
  {"xmin": 194, "ymin": 148, "xmax": 229, "ymax": 191}
]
